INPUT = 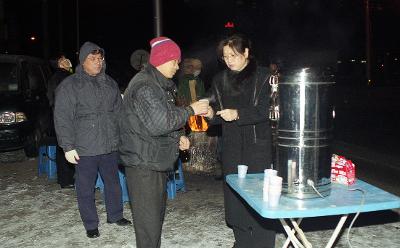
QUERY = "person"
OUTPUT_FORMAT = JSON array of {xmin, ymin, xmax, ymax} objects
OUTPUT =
[
  {"xmin": 118, "ymin": 36, "xmax": 209, "ymax": 248},
  {"xmin": 177, "ymin": 58, "xmax": 206, "ymax": 106},
  {"xmin": 47, "ymin": 54, "xmax": 73, "ymax": 108},
  {"xmin": 204, "ymin": 34, "xmax": 276, "ymax": 248},
  {"xmin": 54, "ymin": 41, "xmax": 132, "ymax": 239},
  {"xmin": 47, "ymin": 54, "xmax": 75, "ymax": 188}
]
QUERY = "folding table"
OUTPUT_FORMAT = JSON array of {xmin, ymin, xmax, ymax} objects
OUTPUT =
[{"xmin": 226, "ymin": 174, "xmax": 400, "ymax": 248}]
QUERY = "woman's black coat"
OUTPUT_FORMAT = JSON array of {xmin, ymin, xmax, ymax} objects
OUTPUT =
[
  {"xmin": 209, "ymin": 63, "xmax": 273, "ymax": 175},
  {"xmin": 208, "ymin": 62, "xmax": 276, "ymax": 242}
]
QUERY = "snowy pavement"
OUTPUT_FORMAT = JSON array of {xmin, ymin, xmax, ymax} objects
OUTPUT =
[{"xmin": 0, "ymin": 155, "xmax": 399, "ymax": 248}]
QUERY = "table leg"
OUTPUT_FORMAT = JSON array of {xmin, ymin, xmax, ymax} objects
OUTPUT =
[
  {"xmin": 280, "ymin": 219, "xmax": 305, "ymax": 248},
  {"xmin": 291, "ymin": 218, "xmax": 312, "ymax": 248},
  {"xmin": 324, "ymin": 215, "xmax": 348, "ymax": 248},
  {"xmin": 282, "ymin": 218, "xmax": 303, "ymax": 248}
]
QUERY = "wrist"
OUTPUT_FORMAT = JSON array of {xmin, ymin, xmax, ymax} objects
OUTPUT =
[
  {"xmin": 185, "ymin": 106, "xmax": 195, "ymax": 116},
  {"xmin": 235, "ymin": 110, "xmax": 239, "ymax": 120}
]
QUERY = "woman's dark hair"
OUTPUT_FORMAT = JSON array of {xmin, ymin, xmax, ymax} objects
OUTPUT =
[{"xmin": 217, "ymin": 33, "xmax": 252, "ymax": 60}]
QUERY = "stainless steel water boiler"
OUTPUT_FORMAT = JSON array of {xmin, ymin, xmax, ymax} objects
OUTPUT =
[{"xmin": 276, "ymin": 67, "xmax": 335, "ymax": 199}]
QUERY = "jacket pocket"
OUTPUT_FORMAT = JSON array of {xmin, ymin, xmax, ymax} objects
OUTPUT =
[
  {"xmin": 151, "ymin": 138, "xmax": 179, "ymax": 170},
  {"xmin": 75, "ymin": 117, "xmax": 96, "ymax": 151}
]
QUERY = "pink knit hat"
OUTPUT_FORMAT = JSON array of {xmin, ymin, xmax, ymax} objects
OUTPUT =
[{"xmin": 149, "ymin": 37, "xmax": 181, "ymax": 67}]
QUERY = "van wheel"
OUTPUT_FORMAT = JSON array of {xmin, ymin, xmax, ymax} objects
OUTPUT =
[{"xmin": 24, "ymin": 128, "xmax": 42, "ymax": 158}]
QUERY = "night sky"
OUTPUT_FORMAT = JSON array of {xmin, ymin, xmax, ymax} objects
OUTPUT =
[{"xmin": 2, "ymin": 0, "xmax": 400, "ymax": 86}]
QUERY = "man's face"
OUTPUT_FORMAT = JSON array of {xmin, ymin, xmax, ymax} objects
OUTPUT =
[
  {"xmin": 83, "ymin": 53, "xmax": 104, "ymax": 76},
  {"xmin": 157, "ymin": 59, "xmax": 180, "ymax": 78}
]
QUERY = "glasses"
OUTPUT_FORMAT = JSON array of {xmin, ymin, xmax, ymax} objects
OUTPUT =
[{"xmin": 87, "ymin": 56, "xmax": 104, "ymax": 63}]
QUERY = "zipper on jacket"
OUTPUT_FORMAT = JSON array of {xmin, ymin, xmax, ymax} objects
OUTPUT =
[{"xmin": 252, "ymin": 71, "xmax": 269, "ymax": 144}]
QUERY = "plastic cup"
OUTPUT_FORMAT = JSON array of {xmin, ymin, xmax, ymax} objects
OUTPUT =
[
  {"xmin": 263, "ymin": 170, "xmax": 279, "ymax": 195},
  {"xmin": 263, "ymin": 187, "xmax": 269, "ymax": 202},
  {"xmin": 264, "ymin": 169, "xmax": 277, "ymax": 178},
  {"xmin": 237, "ymin": 165, "xmax": 248, "ymax": 179},
  {"xmin": 198, "ymin": 99, "xmax": 209, "ymax": 115},
  {"xmin": 268, "ymin": 190, "xmax": 281, "ymax": 207},
  {"xmin": 269, "ymin": 175, "xmax": 283, "ymax": 187}
]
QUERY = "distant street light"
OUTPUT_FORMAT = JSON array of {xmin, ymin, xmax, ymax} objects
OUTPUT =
[
  {"xmin": 364, "ymin": 0, "xmax": 372, "ymax": 85},
  {"xmin": 30, "ymin": 36, "xmax": 36, "ymax": 41}
]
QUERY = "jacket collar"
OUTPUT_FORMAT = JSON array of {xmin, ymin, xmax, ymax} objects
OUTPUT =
[{"xmin": 145, "ymin": 64, "xmax": 175, "ymax": 91}]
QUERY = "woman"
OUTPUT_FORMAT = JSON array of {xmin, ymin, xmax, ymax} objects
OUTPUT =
[{"xmin": 204, "ymin": 34, "xmax": 276, "ymax": 248}]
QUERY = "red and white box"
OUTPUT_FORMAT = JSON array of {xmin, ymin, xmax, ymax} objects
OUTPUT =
[{"xmin": 331, "ymin": 154, "xmax": 356, "ymax": 185}]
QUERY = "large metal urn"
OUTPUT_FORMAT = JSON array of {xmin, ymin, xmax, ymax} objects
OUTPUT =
[{"xmin": 276, "ymin": 68, "xmax": 335, "ymax": 199}]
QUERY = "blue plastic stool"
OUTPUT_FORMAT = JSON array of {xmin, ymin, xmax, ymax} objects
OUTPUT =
[
  {"xmin": 96, "ymin": 170, "xmax": 130, "ymax": 203},
  {"xmin": 167, "ymin": 159, "xmax": 186, "ymax": 200},
  {"xmin": 38, "ymin": 145, "xmax": 57, "ymax": 180}
]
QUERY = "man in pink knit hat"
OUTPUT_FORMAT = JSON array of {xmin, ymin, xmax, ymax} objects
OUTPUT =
[{"xmin": 119, "ymin": 37, "xmax": 209, "ymax": 248}]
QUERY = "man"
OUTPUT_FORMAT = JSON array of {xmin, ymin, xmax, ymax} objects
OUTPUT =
[
  {"xmin": 119, "ymin": 37, "xmax": 209, "ymax": 248},
  {"xmin": 47, "ymin": 54, "xmax": 75, "ymax": 188},
  {"xmin": 177, "ymin": 58, "xmax": 206, "ymax": 106},
  {"xmin": 54, "ymin": 41, "xmax": 131, "ymax": 239},
  {"xmin": 47, "ymin": 54, "xmax": 73, "ymax": 108}
]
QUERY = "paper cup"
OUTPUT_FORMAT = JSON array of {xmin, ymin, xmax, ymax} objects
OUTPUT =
[{"xmin": 237, "ymin": 165, "xmax": 248, "ymax": 179}]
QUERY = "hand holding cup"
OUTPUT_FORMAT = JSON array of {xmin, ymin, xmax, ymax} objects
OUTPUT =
[{"xmin": 190, "ymin": 99, "xmax": 209, "ymax": 115}]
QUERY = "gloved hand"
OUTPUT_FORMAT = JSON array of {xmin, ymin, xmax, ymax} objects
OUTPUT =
[
  {"xmin": 190, "ymin": 100, "xmax": 209, "ymax": 115},
  {"xmin": 65, "ymin": 149, "xmax": 80, "ymax": 164},
  {"xmin": 179, "ymin": 136, "xmax": 190, "ymax": 151},
  {"xmin": 202, "ymin": 106, "xmax": 214, "ymax": 119},
  {"xmin": 216, "ymin": 109, "xmax": 239, "ymax": 122}
]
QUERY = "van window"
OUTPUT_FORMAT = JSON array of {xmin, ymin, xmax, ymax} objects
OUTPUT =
[
  {"xmin": 27, "ymin": 63, "xmax": 46, "ymax": 91},
  {"xmin": 0, "ymin": 62, "xmax": 19, "ymax": 92}
]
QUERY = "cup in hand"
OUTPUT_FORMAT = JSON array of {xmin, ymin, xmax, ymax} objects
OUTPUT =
[
  {"xmin": 237, "ymin": 165, "xmax": 248, "ymax": 179},
  {"xmin": 198, "ymin": 99, "xmax": 209, "ymax": 115}
]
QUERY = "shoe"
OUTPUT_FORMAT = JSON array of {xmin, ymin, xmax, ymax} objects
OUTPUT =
[
  {"xmin": 86, "ymin": 228, "xmax": 100, "ymax": 238},
  {"xmin": 107, "ymin": 218, "xmax": 132, "ymax": 226},
  {"xmin": 60, "ymin": 184, "xmax": 75, "ymax": 189}
]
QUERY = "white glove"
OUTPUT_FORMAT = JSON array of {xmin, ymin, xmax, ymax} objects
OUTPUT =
[
  {"xmin": 179, "ymin": 136, "xmax": 190, "ymax": 151},
  {"xmin": 216, "ymin": 109, "xmax": 239, "ymax": 122},
  {"xmin": 65, "ymin": 149, "xmax": 80, "ymax": 164}
]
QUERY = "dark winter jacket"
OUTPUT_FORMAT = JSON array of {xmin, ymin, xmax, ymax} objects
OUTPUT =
[
  {"xmin": 119, "ymin": 64, "xmax": 194, "ymax": 171},
  {"xmin": 208, "ymin": 61, "xmax": 272, "ymax": 175},
  {"xmin": 47, "ymin": 68, "xmax": 71, "ymax": 107},
  {"xmin": 177, "ymin": 74, "xmax": 206, "ymax": 105},
  {"xmin": 54, "ymin": 42, "xmax": 122, "ymax": 156}
]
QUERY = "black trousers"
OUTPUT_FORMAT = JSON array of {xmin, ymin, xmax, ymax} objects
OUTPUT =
[
  {"xmin": 75, "ymin": 152, "xmax": 123, "ymax": 230},
  {"xmin": 125, "ymin": 166, "xmax": 167, "ymax": 248},
  {"xmin": 224, "ymin": 181, "xmax": 276, "ymax": 248},
  {"xmin": 56, "ymin": 145, "xmax": 75, "ymax": 186}
]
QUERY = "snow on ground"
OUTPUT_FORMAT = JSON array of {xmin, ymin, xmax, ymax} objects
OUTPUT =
[{"xmin": 0, "ymin": 153, "xmax": 399, "ymax": 248}]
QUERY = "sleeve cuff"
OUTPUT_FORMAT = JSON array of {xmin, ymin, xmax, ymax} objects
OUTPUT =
[{"xmin": 185, "ymin": 106, "xmax": 195, "ymax": 116}]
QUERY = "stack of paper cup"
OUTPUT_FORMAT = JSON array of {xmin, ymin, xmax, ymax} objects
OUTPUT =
[
  {"xmin": 263, "ymin": 169, "xmax": 278, "ymax": 202},
  {"xmin": 237, "ymin": 165, "xmax": 248, "ymax": 179},
  {"xmin": 268, "ymin": 175, "xmax": 283, "ymax": 207}
]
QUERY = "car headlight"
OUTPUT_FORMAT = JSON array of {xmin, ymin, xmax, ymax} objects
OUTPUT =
[
  {"xmin": 16, "ymin": 112, "xmax": 27, "ymax": 122},
  {"xmin": 0, "ymin": 111, "xmax": 27, "ymax": 124}
]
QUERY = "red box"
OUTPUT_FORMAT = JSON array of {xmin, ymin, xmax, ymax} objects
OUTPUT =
[{"xmin": 331, "ymin": 154, "xmax": 356, "ymax": 185}]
